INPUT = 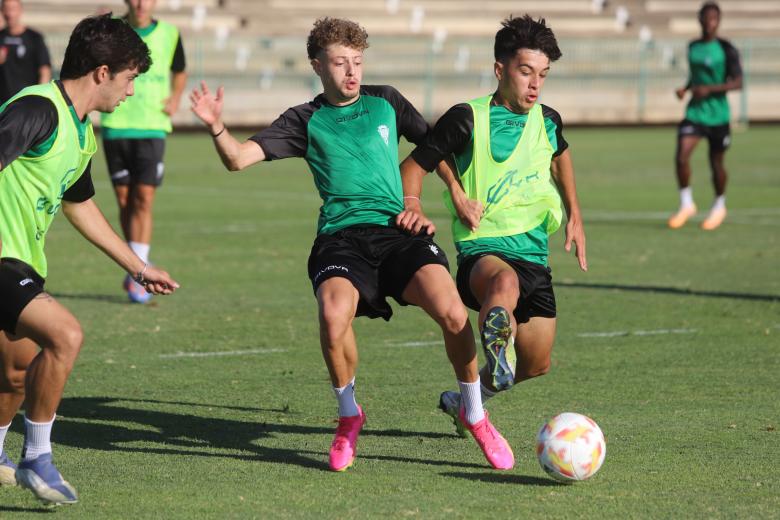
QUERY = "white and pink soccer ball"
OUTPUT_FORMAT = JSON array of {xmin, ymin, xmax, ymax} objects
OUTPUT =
[{"xmin": 536, "ymin": 412, "xmax": 606, "ymax": 481}]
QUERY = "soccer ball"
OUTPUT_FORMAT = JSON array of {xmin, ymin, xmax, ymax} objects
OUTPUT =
[{"xmin": 536, "ymin": 412, "xmax": 606, "ymax": 481}]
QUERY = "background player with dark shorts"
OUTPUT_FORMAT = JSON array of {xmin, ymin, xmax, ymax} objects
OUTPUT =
[
  {"xmin": 190, "ymin": 17, "xmax": 514, "ymax": 472},
  {"xmin": 669, "ymin": 1, "xmax": 742, "ymax": 231},
  {"xmin": 100, "ymin": 0, "xmax": 187, "ymax": 303},
  {"xmin": 0, "ymin": 15, "xmax": 178, "ymax": 505},
  {"xmin": 399, "ymin": 15, "xmax": 587, "ymax": 435},
  {"xmin": 0, "ymin": 0, "xmax": 51, "ymax": 104}
]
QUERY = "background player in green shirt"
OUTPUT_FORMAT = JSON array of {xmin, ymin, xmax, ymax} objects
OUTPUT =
[
  {"xmin": 0, "ymin": 15, "xmax": 178, "ymax": 505},
  {"xmin": 101, "ymin": 0, "xmax": 187, "ymax": 302},
  {"xmin": 190, "ymin": 17, "xmax": 514, "ymax": 472},
  {"xmin": 398, "ymin": 15, "xmax": 587, "ymax": 435},
  {"xmin": 669, "ymin": 1, "xmax": 742, "ymax": 231}
]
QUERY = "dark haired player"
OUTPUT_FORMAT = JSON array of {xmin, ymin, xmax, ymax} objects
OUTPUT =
[
  {"xmin": 0, "ymin": 14, "xmax": 178, "ymax": 505},
  {"xmin": 398, "ymin": 15, "xmax": 586, "ymax": 435},
  {"xmin": 669, "ymin": 1, "xmax": 742, "ymax": 231},
  {"xmin": 191, "ymin": 17, "xmax": 514, "ymax": 472}
]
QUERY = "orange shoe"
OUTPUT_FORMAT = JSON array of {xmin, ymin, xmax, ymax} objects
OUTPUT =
[
  {"xmin": 701, "ymin": 206, "xmax": 727, "ymax": 230},
  {"xmin": 667, "ymin": 204, "xmax": 697, "ymax": 229}
]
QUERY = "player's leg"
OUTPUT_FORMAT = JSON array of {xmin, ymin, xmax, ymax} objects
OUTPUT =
[
  {"xmin": 317, "ymin": 278, "xmax": 366, "ymax": 472},
  {"xmin": 103, "ymin": 138, "xmax": 132, "ymax": 239},
  {"xmin": 0, "ymin": 332, "xmax": 38, "ymax": 486},
  {"xmin": 125, "ymin": 139, "xmax": 165, "ymax": 303},
  {"xmin": 670, "ymin": 122, "xmax": 702, "ymax": 228},
  {"xmin": 468, "ymin": 255, "xmax": 520, "ymax": 391},
  {"xmin": 513, "ymin": 317, "xmax": 556, "ymax": 383},
  {"xmin": 308, "ymin": 232, "xmax": 373, "ymax": 472},
  {"xmin": 701, "ymin": 126, "xmax": 730, "ymax": 230},
  {"xmin": 316, "ymin": 277, "xmax": 360, "ymax": 390},
  {"xmin": 13, "ymin": 294, "xmax": 81, "ymax": 505},
  {"xmin": 402, "ymin": 262, "xmax": 514, "ymax": 470}
]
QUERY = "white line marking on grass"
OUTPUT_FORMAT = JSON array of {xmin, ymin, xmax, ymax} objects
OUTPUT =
[
  {"xmin": 159, "ymin": 348, "xmax": 287, "ymax": 359},
  {"xmin": 384, "ymin": 340, "xmax": 443, "ymax": 348},
  {"xmin": 578, "ymin": 328, "xmax": 697, "ymax": 338}
]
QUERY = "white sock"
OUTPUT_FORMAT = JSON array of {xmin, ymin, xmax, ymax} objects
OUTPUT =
[
  {"xmin": 333, "ymin": 377, "xmax": 359, "ymax": 417},
  {"xmin": 22, "ymin": 415, "xmax": 54, "ymax": 461},
  {"xmin": 0, "ymin": 421, "xmax": 11, "ymax": 455},
  {"xmin": 480, "ymin": 381, "xmax": 498, "ymax": 403},
  {"xmin": 679, "ymin": 187, "xmax": 694, "ymax": 208},
  {"xmin": 711, "ymin": 195, "xmax": 726, "ymax": 211},
  {"xmin": 458, "ymin": 380, "xmax": 485, "ymax": 425},
  {"xmin": 129, "ymin": 241, "xmax": 150, "ymax": 263}
]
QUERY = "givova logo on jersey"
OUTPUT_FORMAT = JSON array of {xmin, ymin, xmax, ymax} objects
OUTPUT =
[{"xmin": 377, "ymin": 125, "xmax": 389, "ymax": 146}]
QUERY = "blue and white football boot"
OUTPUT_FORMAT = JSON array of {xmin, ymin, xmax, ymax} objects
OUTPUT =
[{"xmin": 16, "ymin": 453, "xmax": 78, "ymax": 505}]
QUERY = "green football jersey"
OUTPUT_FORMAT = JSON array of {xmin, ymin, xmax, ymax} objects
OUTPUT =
[
  {"xmin": 250, "ymin": 85, "xmax": 429, "ymax": 235},
  {"xmin": 685, "ymin": 38, "xmax": 742, "ymax": 126}
]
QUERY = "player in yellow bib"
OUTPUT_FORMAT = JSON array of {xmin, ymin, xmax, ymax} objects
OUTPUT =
[
  {"xmin": 101, "ymin": 0, "xmax": 187, "ymax": 303},
  {"xmin": 399, "ymin": 15, "xmax": 587, "ymax": 434},
  {"xmin": 0, "ymin": 15, "xmax": 178, "ymax": 505}
]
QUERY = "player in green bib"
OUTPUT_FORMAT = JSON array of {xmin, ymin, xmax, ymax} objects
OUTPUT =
[
  {"xmin": 0, "ymin": 15, "xmax": 178, "ymax": 505},
  {"xmin": 399, "ymin": 15, "xmax": 587, "ymax": 435},
  {"xmin": 190, "ymin": 17, "xmax": 514, "ymax": 472},
  {"xmin": 669, "ymin": 1, "xmax": 742, "ymax": 231},
  {"xmin": 101, "ymin": 0, "xmax": 187, "ymax": 303}
]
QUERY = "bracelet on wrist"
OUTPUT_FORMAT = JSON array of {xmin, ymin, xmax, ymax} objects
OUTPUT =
[
  {"xmin": 211, "ymin": 125, "xmax": 226, "ymax": 138},
  {"xmin": 134, "ymin": 263, "xmax": 148, "ymax": 284}
]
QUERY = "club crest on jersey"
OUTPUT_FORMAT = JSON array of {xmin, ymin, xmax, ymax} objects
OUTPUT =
[{"xmin": 377, "ymin": 125, "xmax": 389, "ymax": 146}]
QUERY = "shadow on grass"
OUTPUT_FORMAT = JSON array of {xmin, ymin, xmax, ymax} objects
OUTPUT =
[
  {"xmin": 42, "ymin": 397, "xmax": 475, "ymax": 472},
  {"xmin": 0, "ymin": 505, "xmax": 56, "ymax": 513},
  {"xmin": 441, "ymin": 471, "xmax": 566, "ymax": 486},
  {"xmin": 558, "ymin": 281, "xmax": 780, "ymax": 302}
]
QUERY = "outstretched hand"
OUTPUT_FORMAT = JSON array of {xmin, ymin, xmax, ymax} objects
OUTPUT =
[
  {"xmin": 139, "ymin": 266, "xmax": 180, "ymax": 295},
  {"xmin": 396, "ymin": 198, "xmax": 436, "ymax": 235},
  {"xmin": 190, "ymin": 81, "xmax": 224, "ymax": 128}
]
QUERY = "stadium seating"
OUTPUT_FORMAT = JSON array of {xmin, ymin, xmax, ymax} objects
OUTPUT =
[{"xmin": 4, "ymin": 1, "xmax": 778, "ymax": 124}]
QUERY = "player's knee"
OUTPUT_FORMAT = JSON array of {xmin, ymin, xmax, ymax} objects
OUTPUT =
[
  {"xmin": 489, "ymin": 270, "xmax": 520, "ymax": 300},
  {"xmin": 0, "ymin": 364, "xmax": 25, "ymax": 394},
  {"xmin": 435, "ymin": 300, "xmax": 469, "ymax": 335},
  {"xmin": 319, "ymin": 302, "xmax": 353, "ymax": 339},
  {"xmin": 132, "ymin": 190, "xmax": 155, "ymax": 213},
  {"xmin": 48, "ymin": 323, "xmax": 84, "ymax": 363},
  {"xmin": 516, "ymin": 359, "xmax": 551, "ymax": 381}
]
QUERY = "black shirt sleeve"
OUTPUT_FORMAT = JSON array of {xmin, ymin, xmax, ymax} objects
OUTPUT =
[
  {"xmin": 62, "ymin": 161, "xmax": 95, "ymax": 202},
  {"xmin": 409, "ymin": 103, "xmax": 473, "ymax": 172},
  {"xmin": 364, "ymin": 85, "xmax": 429, "ymax": 145},
  {"xmin": 541, "ymin": 104, "xmax": 569, "ymax": 157},
  {"xmin": 171, "ymin": 35, "xmax": 185, "ymax": 73},
  {"xmin": 33, "ymin": 31, "xmax": 51, "ymax": 68},
  {"xmin": 720, "ymin": 39, "xmax": 742, "ymax": 80},
  {"xmin": 0, "ymin": 95, "xmax": 57, "ymax": 169},
  {"xmin": 249, "ymin": 102, "xmax": 316, "ymax": 161}
]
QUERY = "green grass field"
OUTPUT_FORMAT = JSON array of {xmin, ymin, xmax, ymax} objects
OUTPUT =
[{"xmin": 1, "ymin": 126, "xmax": 778, "ymax": 518}]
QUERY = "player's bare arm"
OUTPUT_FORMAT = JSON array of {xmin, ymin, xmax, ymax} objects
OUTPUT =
[
  {"xmin": 62, "ymin": 199, "xmax": 179, "ymax": 294},
  {"xmin": 164, "ymin": 70, "xmax": 188, "ymax": 116},
  {"xmin": 397, "ymin": 156, "xmax": 435, "ymax": 235},
  {"xmin": 550, "ymin": 149, "xmax": 587, "ymax": 271},
  {"xmin": 189, "ymin": 81, "xmax": 266, "ymax": 171},
  {"xmin": 38, "ymin": 65, "xmax": 52, "ymax": 84},
  {"xmin": 434, "ymin": 156, "xmax": 483, "ymax": 232}
]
